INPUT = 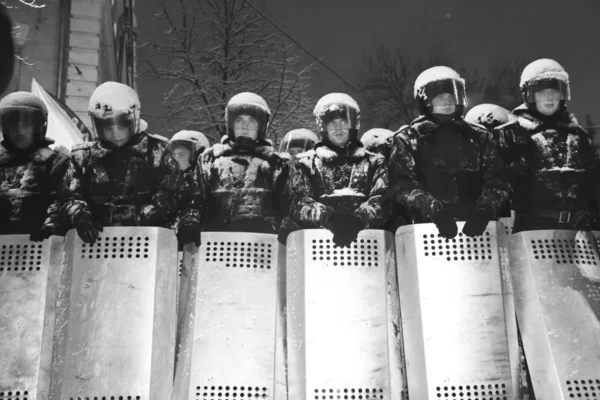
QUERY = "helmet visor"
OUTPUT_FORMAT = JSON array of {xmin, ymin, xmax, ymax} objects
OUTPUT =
[
  {"xmin": 279, "ymin": 134, "xmax": 316, "ymax": 154},
  {"xmin": 524, "ymin": 78, "xmax": 569, "ymax": 103},
  {"xmin": 0, "ymin": 108, "xmax": 45, "ymax": 148},
  {"xmin": 422, "ymin": 79, "xmax": 467, "ymax": 107},
  {"xmin": 92, "ymin": 113, "xmax": 135, "ymax": 145},
  {"xmin": 319, "ymin": 105, "xmax": 359, "ymax": 130}
]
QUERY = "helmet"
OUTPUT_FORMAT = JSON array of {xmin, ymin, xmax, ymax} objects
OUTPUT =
[
  {"xmin": 313, "ymin": 93, "xmax": 360, "ymax": 144},
  {"xmin": 280, "ymin": 128, "xmax": 320, "ymax": 155},
  {"xmin": 170, "ymin": 130, "xmax": 209, "ymax": 170},
  {"xmin": 0, "ymin": 91, "xmax": 51, "ymax": 149},
  {"xmin": 464, "ymin": 104, "xmax": 515, "ymax": 130},
  {"xmin": 88, "ymin": 81, "xmax": 141, "ymax": 146},
  {"xmin": 414, "ymin": 66, "xmax": 467, "ymax": 116},
  {"xmin": 225, "ymin": 92, "xmax": 271, "ymax": 142},
  {"xmin": 360, "ymin": 128, "xmax": 394, "ymax": 150},
  {"xmin": 520, "ymin": 58, "xmax": 570, "ymax": 107}
]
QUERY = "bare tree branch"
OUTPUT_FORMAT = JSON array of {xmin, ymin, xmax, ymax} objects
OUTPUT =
[{"xmin": 141, "ymin": 0, "xmax": 315, "ymax": 144}]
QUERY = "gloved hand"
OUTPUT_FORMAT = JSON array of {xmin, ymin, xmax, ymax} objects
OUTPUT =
[
  {"xmin": 30, "ymin": 223, "xmax": 60, "ymax": 242},
  {"xmin": 317, "ymin": 207, "xmax": 335, "ymax": 229},
  {"xmin": 571, "ymin": 210, "xmax": 594, "ymax": 231},
  {"xmin": 507, "ymin": 158, "xmax": 528, "ymax": 179},
  {"xmin": 430, "ymin": 201, "xmax": 458, "ymax": 239},
  {"xmin": 325, "ymin": 214, "xmax": 365, "ymax": 248},
  {"xmin": 463, "ymin": 205, "xmax": 494, "ymax": 237},
  {"xmin": 277, "ymin": 217, "xmax": 300, "ymax": 245},
  {"xmin": 73, "ymin": 213, "xmax": 102, "ymax": 244},
  {"xmin": 177, "ymin": 222, "xmax": 201, "ymax": 247},
  {"xmin": 136, "ymin": 204, "xmax": 167, "ymax": 227}
]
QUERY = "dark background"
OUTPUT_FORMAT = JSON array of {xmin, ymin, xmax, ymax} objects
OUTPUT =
[{"xmin": 136, "ymin": 0, "xmax": 600, "ymax": 136}]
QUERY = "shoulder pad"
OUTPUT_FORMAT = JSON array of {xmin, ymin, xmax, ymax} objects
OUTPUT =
[
  {"xmin": 296, "ymin": 149, "xmax": 316, "ymax": 159},
  {"xmin": 494, "ymin": 118, "xmax": 519, "ymax": 132},
  {"xmin": 72, "ymin": 141, "xmax": 95, "ymax": 152},
  {"xmin": 146, "ymin": 132, "xmax": 169, "ymax": 143}
]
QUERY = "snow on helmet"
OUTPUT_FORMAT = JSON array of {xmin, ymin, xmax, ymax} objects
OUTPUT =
[
  {"xmin": 280, "ymin": 128, "xmax": 320, "ymax": 154},
  {"xmin": 170, "ymin": 130, "xmax": 209, "ymax": 168},
  {"xmin": 225, "ymin": 92, "xmax": 271, "ymax": 140},
  {"xmin": 313, "ymin": 93, "xmax": 360, "ymax": 133},
  {"xmin": 414, "ymin": 66, "xmax": 467, "ymax": 116},
  {"xmin": 0, "ymin": 91, "xmax": 51, "ymax": 146},
  {"xmin": 465, "ymin": 104, "xmax": 515, "ymax": 130},
  {"xmin": 360, "ymin": 128, "xmax": 394, "ymax": 149},
  {"xmin": 88, "ymin": 81, "xmax": 141, "ymax": 146},
  {"xmin": 519, "ymin": 58, "xmax": 570, "ymax": 105}
]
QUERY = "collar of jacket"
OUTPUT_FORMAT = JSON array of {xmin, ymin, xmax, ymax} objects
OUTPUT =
[
  {"xmin": 410, "ymin": 115, "xmax": 479, "ymax": 137},
  {"xmin": 314, "ymin": 142, "xmax": 367, "ymax": 161},
  {"xmin": 210, "ymin": 141, "xmax": 276, "ymax": 161},
  {"xmin": 512, "ymin": 103, "xmax": 580, "ymax": 132},
  {"xmin": 0, "ymin": 141, "xmax": 55, "ymax": 163}
]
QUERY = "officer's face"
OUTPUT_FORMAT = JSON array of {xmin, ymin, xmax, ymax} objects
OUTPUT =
[
  {"xmin": 534, "ymin": 89, "xmax": 561, "ymax": 116},
  {"xmin": 233, "ymin": 114, "xmax": 259, "ymax": 140},
  {"xmin": 326, "ymin": 118, "xmax": 350, "ymax": 147},
  {"xmin": 172, "ymin": 145, "xmax": 192, "ymax": 171},
  {"xmin": 287, "ymin": 147, "xmax": 304, "ymax": 158},
  {"xmin": 431, "ymin": 93, "xmax": 457, "ymax": 115},
  {"xmin": 7, "ymin": 121, "xmax": 35, "ymax": 150}
]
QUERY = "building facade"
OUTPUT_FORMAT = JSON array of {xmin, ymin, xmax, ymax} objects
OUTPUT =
[{"xmin": 5, "ymin": 0, "xmax": 137, "ymax": 130}]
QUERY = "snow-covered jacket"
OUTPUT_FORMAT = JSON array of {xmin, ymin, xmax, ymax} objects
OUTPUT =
[{"xmin": 494, "ymin": 105, "xmax": 598, "ymax": 214}]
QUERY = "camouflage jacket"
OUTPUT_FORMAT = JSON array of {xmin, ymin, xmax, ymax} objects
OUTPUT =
[
  {"xmin": 62, "ymin": 132, "xmax": 181, "ymax": 227},
  {"xmin": 389, "ymin": 116, "xmax": 509, "ymax": 222},
  {"xmin": 494, "ymin": 105, "xmax": 598, "ymax": 214},
  {"xmin": 288, "ymin": 143, "xmax": 390, "ymax": 228},
  {"xmin": 0, "ymin": 143, "xmax": 70, "ymax": 235},
  {"xmin": 198, "ymin": 140, "xmax": 288, "ymax": 233}
]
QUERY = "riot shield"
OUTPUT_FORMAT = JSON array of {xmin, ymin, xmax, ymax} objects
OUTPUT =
[
  {"xmin": 173, "ymin": 232, "xmax": 286, "ymax": 400},
  {"xmin": 0, "ymin": 235, "xmax": 63, "ymax": 400},
  {"xmin": 286, "ymin": 229, "xmax": 405, "ymax": 400},
  {"xmin": 508, "ymin": 229, "xmax": 600, "ymax": 400},
  {"xmin": 396, "ymin": 222, "xmax": 520, "ymax": 399},
  {"xmin": 500, "ymin": 217, "xmax": 514, "ymax": 236},
  {"xmin": 49, "ymin": 227, "xmax": 178, "ymax": 400}
]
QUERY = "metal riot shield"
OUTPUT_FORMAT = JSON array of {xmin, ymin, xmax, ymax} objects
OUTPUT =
[
  {"xmin": 508, "ymin": 229, "xmax": 600, "ymax": 400},
  {"xmin": 500, "ymin": 217, "xmax": 514, "ymax": 236},
  {"xmin": 172, "ymin": 232, "xmax": 286, "ymax": 400},
  {"xmin": 50, "ymin": 227, "xmax": 178, "ymax": 400},
  {"xmin": 0, "ymin": 235, "xmax": 63, "ymax": 400},
  {"xmin": 395, "ymin": 222, "xmax": 520, "ymax": 400},
  {"xmin": 286, "ymin": 229, "xmax": 405, "ymax": 400}
]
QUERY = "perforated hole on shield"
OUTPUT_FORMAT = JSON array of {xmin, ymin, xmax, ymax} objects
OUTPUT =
[
  {"xmin": 566, "ymin": 379, "xmax": 600, "ymax": 398},
  {"xmin": 530, "ymin": 238, "xmax": 599, "ymax": 265},
  {"xmin": 435, "ymin": 382, "xmax": 508, "ymax": 399},
  {"xmin": 310, "ymin": 238, "xmax": 380, "ymax": 267},
  {"xmin": 81, "ymin": 236, "xmax": 150, "ymax": 260},
  {"xmin": 0, "ymin": 243, "xmax": 43, "ymax": 272},
  {"xmin": 68, "ymin": 396, "xmax": 141, "ymax": 400},
  {"xmin": 312, "ymin": 388, "xmax": 385, "ymax": 400},
  {"xmin": 0, "ymin": 390, "xmax": 29, "ymax": 400},
  {"xmin": 422, "ymin": 231, "xmax": 494, "ymax": 262},
  {"xmin": 204, "ymin": 241, "xmax": 273, "ymax": 269},
  {"xmin": 195, "ymin": 385, "xmax": 268, "ymax": 398}
]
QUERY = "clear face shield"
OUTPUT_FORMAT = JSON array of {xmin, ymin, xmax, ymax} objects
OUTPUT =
[
  {"xmin": 170, "ymin": 140, "xmax": 200, "ymax": 171},
  {"xmin": 423, "ymin": 79, "xmax": 467, "ymax": 110},
  {"xmin": 92, "ymin": 112, "xmax": 136, "ymax": 147},
  {"xmin": 279, "ymin": 135, "xmax": 316, "ymax": 157},
  {"xmin": 0, "ymin": 109, "xmax": 45, "ymax": 150},
  {"xmin": 525, "ymin": 79, "xmax": 569, "ymax": 103}
]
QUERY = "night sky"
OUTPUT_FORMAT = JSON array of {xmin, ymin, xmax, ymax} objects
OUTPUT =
[{"xmin": 137, "ymin": 0, "xmax": 600, "ymax": 136}]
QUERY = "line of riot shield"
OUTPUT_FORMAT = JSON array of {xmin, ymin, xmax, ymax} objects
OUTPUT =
[
  {"xmin": 395, "ymin": 222, "xmax": 521, "ymax": 399},
  {"xmin": 172, "ymin": 232, "xmax": 286, "ymax": 400},
  {"xmin": 49, "ymin": 227, "xmax": 179, "ymax": 400},
  {"xmin": 285, "ymin": 229, "xmax": 406, "ymax": 400},
  {"xmin": 508, "ymin": 229, "xmax": 600, "ymax": 400},
  {"xmin": 0, "ymin": 234, "xmax": 64, "ymax": 400}
]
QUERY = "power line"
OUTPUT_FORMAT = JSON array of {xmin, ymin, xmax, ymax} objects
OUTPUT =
[{"xmin": 241, "ymin": 0, "xmax": 360, "ymax": 94}]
